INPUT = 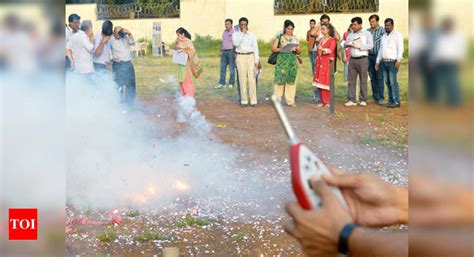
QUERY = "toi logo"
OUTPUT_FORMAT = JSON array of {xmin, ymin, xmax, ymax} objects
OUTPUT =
[{"xmin": 9, "ymin": 208, "xmax": 38, "ymax": 240}]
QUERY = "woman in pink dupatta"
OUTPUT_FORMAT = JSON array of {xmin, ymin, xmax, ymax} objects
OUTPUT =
[{"xmin": 175, "ymin": 27, "xmax": 203, "ymax": 97}]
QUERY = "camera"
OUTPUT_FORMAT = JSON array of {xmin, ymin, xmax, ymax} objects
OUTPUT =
[{"xmin": 119, "ymin": 29, "xmax": 127, "ymax": 38}]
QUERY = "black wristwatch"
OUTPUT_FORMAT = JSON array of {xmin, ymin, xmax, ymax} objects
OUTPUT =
[{"xmin": 338, "ymin": 223, "xmax": 358, "ymax": 255}]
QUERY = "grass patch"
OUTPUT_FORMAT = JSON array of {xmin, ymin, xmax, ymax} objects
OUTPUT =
[
  {"xmin": 359, "ymin": 132, "xmax": 407, "ymax": 149},
  {"xmin": 96, "ymin": 229, "xmax": 117, "ymax": 242},
  {"xmin": 176, "ymin": 216, "xmax": 211, "ymax": 228},
  {"xmin": 127, "ymin": 210, "xmax": 140, "ymax": 218},
  {"xmin": 133, "ymin": 229, "xmax": 170, "ymax": 242},
  {"xmin": 232, "ymin": 232, "xmax": 251, "ymax": 240}
]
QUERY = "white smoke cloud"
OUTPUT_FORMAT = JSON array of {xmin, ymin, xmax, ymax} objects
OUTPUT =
[{"xmin": 65, "ymin": 72, "xmax": 254, "ymax": 211}]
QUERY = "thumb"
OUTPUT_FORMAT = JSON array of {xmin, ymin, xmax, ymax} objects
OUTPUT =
[{"xmin": 322, "ymin": 173, "xmax": 360, "ymax": 189}]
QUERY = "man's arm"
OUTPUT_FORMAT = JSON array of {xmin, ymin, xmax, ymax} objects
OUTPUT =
[
  {"xmin": 252, "ymin": 33, "xmax": 259, "ymax": 64},
  {"xmin": 82, "ymin": 33, "xmax": 95, "ymax": 53},
  {"xmin": 232, "ymin": 31, "xmax": 242, "ymax": 47},
  {"xmin": 349, "ymin": 228, "xmax": 408, "ymax": 257},
  {"xmin": 95, "ymin": 36, "xmax": 110, "ymax": 56},
  {"xmin": 396, "ymin": 32, "xmax": 404, "ymax": 62},
  {"xmin": 359, "ymin": 31, "xmax": 374, "ymax": 51},
  {"xmin": 376, "ymin": 36, "xmax": 384, "ymax": 64}
]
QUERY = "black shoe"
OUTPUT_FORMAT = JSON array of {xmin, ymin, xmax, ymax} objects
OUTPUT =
[
  {"xmin": 375, "ymin": 99, "xmax": 384, "ymax": 105},
  {"xmin": 241, "ymin": 103, "xmax": 248, "ymax": 108},
  {"xmin": 250, "ymin": 104, "xmax": 257, "ymax": 107},
  {"xmin": 387, "ymin": 103, "xmax": 400, "ymax": 108}
]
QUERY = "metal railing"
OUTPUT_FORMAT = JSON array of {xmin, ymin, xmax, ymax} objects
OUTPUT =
[
  {"xmin": 96, "ymin": 1, "xmax": 180, "ymax": 20},
  {"xmin": 274, "ymin": 0, "xmax": 378, "ymax": 15}
]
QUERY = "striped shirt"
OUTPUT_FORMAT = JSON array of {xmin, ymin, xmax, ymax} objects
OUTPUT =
[{"xmin": 367, "ymin": 26, "xmax": 384, "ymax": 55}]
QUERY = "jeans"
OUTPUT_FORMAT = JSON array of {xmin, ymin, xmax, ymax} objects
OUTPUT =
[
  {"xmin": 368, "ymin": 54, "xmax": 384, "ymax": 101},
  {"xmin": 94, "ymin": 62, "xmax": 108, "ymax": 72},
  {"xmin": 435, "ymin": 62, "xmax": 461, "ymax": 106},
  {"xmin": 310, "ymin": 51, "xmax": 320, "ymax": 102},
  {"xmin": 219, "ymin": 50, "xmax": 235, "ymax": 85},
  {"xmin": 309, "ymin": 51, "xmax": 316, "ymax": 74},
  {"xmin": 344, "ymin": 62, "xmax": 349, "ymax": 82},
  {"xmin": 380, "ymin": 61, "xmax": 400, "ymax": 104}
]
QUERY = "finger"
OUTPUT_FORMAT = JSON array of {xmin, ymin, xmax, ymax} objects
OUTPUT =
[
  {"xmin": 322, "ymin": 173, "xmax": 360, "ymax": 189},
  {"xmin": 310, "ymin": 179, "xmax": 337, "ymax": 205},
  {"xmin": 328, "ymin": 167, "xmax": 345, "ymax": 176},
  {"xmin": 283, "ymin": 221, "xmax": 302, "ymax": 239},
  {"xmin": 285, "ymin": 202, "xmax": 304, "ymax": 219}
]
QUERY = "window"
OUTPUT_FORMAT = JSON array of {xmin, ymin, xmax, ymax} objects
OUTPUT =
[
  {"xmin": 274, "ymin": 0, "xmax": 379, "ymax": 15},
  {"xmin": 66, "ymin": 0, "xmax": 180, "ymax": 19}
]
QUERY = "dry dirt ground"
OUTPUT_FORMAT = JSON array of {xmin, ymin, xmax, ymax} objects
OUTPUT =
[
  {"xmin": 66, "ymin": 93, "xmax": 407, "ymax": 257},
  {"xmin": 66, "ymin": 56, "xmax": 408, "ymax": 256}
]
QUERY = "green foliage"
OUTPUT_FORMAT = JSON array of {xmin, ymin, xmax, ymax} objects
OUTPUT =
[
  {"xmin": 96, "ymin": 229, "xmax": 117, "ymax": 242},
  {"xmin": 358, "ymin": 132, "xmax": 407, "ymax": 149},
  {"xmin": 176, "ymin": 216, "xmax": 210, "ymax": 228},
  {"xmin": 137, "ymin": 38, "xmax": 153, "ymax": 56},
  {"xmin": 133, "ymin": 229, "xmax": 170, "ymax": 242},
  {"xmin": 126, "ymin": 210, "xmax": 140, "ymax": 217}
]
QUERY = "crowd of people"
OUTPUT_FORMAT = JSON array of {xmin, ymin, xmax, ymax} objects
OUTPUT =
[
  {"xmin": 65, "ymin": 12, "xmax": 404, "ymax": 109},
  {"xmin": 213, "ymin": 14, "xmax": 405, "ymax": 108},
  {"xmin": 65, "ymin": 14, "xmax": 137, "ymax": 105}
]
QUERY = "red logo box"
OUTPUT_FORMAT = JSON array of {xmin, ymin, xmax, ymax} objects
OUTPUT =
[{"xmin": 9, "ymin": 208, "xmax": 38, "ymax": 240}]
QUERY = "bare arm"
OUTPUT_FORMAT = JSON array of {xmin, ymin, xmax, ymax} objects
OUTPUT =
[
  {"xmin": 272, "ymin": 38, "xmax": 280, "ymax": 53},
  {"xmin": 349, "ymin": 228, "xmax": 408, "ymax": 257},
  {"xmin": 95, "ymin": 36, "xmax": 110, "ymax": 56},
  {"xmin": 334, "ymin": 29, "xmax": 341, "ymax": 41}
]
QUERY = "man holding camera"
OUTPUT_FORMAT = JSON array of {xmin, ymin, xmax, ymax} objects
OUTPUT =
[{"xmin": 110, "ymin": 26, "xmax": 136, "ymax": 106}]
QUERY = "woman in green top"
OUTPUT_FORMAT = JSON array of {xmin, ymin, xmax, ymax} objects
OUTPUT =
[{"xmin": 272, "ymin": 20, "xmax": 301, "ymax": 107}]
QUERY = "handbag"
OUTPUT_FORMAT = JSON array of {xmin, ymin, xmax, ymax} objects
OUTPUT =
[
  {"xmin": 268, "ymin": 52, "xmax": 278, "ymax": 65},
  {"xmin": 268, "ymin": 34, "xmax": 282, "ymax": 65}
]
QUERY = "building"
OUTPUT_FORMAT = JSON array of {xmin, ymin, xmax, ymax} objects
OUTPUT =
[{"xmin": 66, "ymin": 0, "xmax": 409, "ymax": 44}]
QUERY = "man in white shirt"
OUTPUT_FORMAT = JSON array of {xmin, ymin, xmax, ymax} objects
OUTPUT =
[
  {"xmin": 65, "ymin": 13, "xmax": 80, "ymax": 70},
  {"xmin": 66, "ymin": 20, "xmax": 95, "ymax": 74},
  {"xmin": 429, "ymin": 18, "xmax": 465, "ymax": 106},
  {"xmin": 375, "ymin": 18, "xmax": 404, "ymax": 108},
  {"xmin": 232, "ymin": 17, "xmax": 260, "ymax": 107},
  {"xmin": 344, "ymin": 17, "xmax": 374, "ymax": 107},
  {"xmin": 93, "ymin": 20, "xmax": 113, "ymax": 72},
  {"xmin": 110, "ymin": 26, "xmax": 136, "ymax": 106}
]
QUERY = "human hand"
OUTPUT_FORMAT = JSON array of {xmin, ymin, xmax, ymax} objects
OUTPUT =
[
  {"xmin": 395, "ymin": 61, "xmax": 401, "ymax": 69},
  {"xmin": 410, "ymin": 174, "xmax": 474, "ymax": 226},
  {"xmin": 375, "ymin": 63, "xmax": 379, "ymax": 71},
  {"xmin": 322, "ymin": 168, "xmax": 408, "ymax": 227},
  {"xmin": 101, "ymin": 35, "xmax": 111, "ymax": 43},
  {"xmin": 285, "ymin": 179, "xmax": 353, "ymax": 256}
]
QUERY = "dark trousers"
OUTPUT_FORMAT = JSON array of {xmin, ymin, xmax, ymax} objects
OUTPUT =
[
  {"xmin": 112, "ymin": 61, "xmax": 136, "ymax": 106},
  {"xmin": 368, "ymin": 54, "xmax": 384, "ymax": 101},
  {"xmin": 65, "ymin": 56, "xmax": 71, "ymax": 71},
  {"xmin": 94, "ymin": 62, "xmax": 108, "ymax": 72},
  {"xmin": 348, "ymin": 56, "xmax": 369, "ymax": 102},
  {"xmin": 380, "ymin": 61, "xmax": 400, "ymax": 104},
  {"xmin": 219, "ymin": 50, "xmax": 235, "ymax": 85}
]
